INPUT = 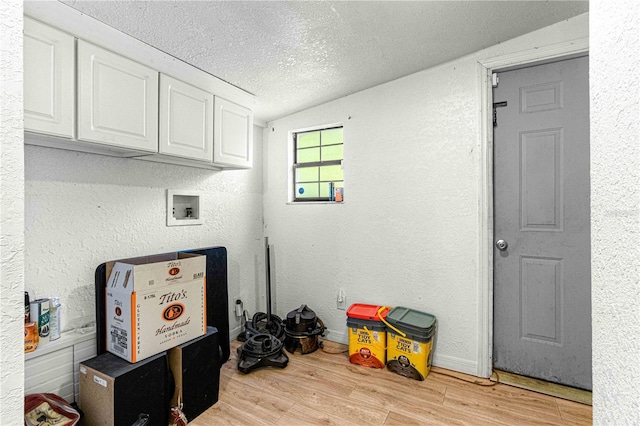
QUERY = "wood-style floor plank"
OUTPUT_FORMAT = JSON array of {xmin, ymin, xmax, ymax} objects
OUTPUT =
[
  {"xmin": 275, "ymin": 402, "xmax": 360, "ymax": 426},
  {"xmin": 443, "ymin": 385, "xmax": 564, "ymax": 425},
  {"xmin": 189, "ymin": 340, "xmax": 591, "ymax": 425},
  {"xmin": 188, "ymin": 400, "xmax": 272, "ymax": 426},
  {"xmin": 556, "ymin": 397, "xmax": 593, "ymax": 424},
  {"xmin": 217, "ymin": 378, "xmax": 295, "ymax": 423},
  {"xmin": 271, "ymin": 359, "xmax": 361, "ymax": 397},
  {"xmin": 384, "ymin": 408, "xmax": 504, "ymax": 426}
]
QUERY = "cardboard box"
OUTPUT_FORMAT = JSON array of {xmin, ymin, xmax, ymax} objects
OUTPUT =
[
  {"xmin": 168, "ymin": 326, "xmax": 220, "ymax": 422},
  {"xmin": 106, "ymin": 252, "xmax": 206, "ymax": 362},
  {"xmin": 79, "ymin": 351, "xmax": 171, "ymax": 426}
]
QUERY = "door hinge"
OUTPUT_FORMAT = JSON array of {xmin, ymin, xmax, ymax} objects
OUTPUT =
[
  {"xmin": 492, "ymin": 73, "xmax": 499, "ymax": 88},
  {"xmin": 493, "ymin": 101, "xmax": 507, "ymax": 127}
]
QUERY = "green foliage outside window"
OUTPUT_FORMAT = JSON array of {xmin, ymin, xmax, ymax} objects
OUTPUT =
[{"xmin": 294, "ymin": 127, "xmax": 343, "ymax": 201}]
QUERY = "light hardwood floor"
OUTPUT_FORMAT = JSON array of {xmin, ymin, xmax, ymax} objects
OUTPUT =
[{"xmin": 190, "ymin": 340, "xmax": 592, "ymax": 425}]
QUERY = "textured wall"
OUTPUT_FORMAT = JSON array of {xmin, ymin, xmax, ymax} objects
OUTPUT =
[
  {"xmin": 263, "ymin": 14, "xmax": 589, "ymax": 374},
  {"xmin": 0, "ymin": 0, "xmax": 25, "ymax": 424},
  {"xmin": 591, "ymin": 0, "xmax": 640, "ymax": 423},
  {"xmin": 24, "ymin": 128, "xmax": 264, "ymax": 341}
]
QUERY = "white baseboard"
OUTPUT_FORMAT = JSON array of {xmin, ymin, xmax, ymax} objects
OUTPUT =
[
  {"xmin": 322, "ymin": 328, "xmax": 348, "ymax": 345},
  {"xmin": 433, "ymin": 353, "xmax": 478, "ymax": 376},
  {"xmin": 229, "ymin": 325, "xmax": 242, "ymax": 341}
]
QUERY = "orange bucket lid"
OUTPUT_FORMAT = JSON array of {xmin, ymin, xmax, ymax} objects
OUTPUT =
[{"xmin": 346, "ymin": 303, "xmax": 390, "ymax": 321}]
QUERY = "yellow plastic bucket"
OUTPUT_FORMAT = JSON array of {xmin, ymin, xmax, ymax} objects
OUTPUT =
[
  {"xmin": 385, "ymin": 307, "xmax": 437, "ymax": 380},
  {"xmin": 346, "ymin": 304, "xmax": 389, "ymax": 369}
]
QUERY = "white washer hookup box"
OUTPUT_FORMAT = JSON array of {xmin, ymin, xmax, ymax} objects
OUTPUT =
[{"xmin": 105, "ymin": 252, "xmax": 206, "ymax": 363}]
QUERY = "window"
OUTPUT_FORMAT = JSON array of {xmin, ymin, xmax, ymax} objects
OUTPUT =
[{"xmin": 293, "ymin": 126, "xmax": 343, "ymax": 202}]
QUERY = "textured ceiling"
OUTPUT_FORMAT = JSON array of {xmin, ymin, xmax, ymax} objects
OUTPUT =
[{"xmin": 60, "ymin": 1, "xmax": 589, "ymax": 123}]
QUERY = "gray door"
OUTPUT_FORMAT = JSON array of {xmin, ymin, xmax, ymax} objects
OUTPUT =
[{"xmin": 493, "ymin": 56, "xmax": 591, "ymax": 390}]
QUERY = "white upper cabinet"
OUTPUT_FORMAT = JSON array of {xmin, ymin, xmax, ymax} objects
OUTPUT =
[
  {"xmin": 23, "ymin": 3, "xmax": 255, "ymax": 169},
  {"xmin": 77, "ymin": 40, "xmax": 158, "ymax": 153},
  {"xmin": 214, "ymin": 97, "xmax": 253, "ymax": 168},
  {"xmin": 23, "ymin": 17, "xmax": 75, "ymax": 138},
  {"xmin": 159, "ymin": 74, "xmax": 214, "ymax": 162}
]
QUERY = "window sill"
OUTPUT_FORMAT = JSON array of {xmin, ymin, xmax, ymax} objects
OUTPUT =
[{"xmin": 286, "ymin": 201, "xmax": 345, "ymax": 205}]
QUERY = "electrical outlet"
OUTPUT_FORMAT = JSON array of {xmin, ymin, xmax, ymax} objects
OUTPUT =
[{"xmin": 337, "ymin": 289, "xmax": 346, "ymax": 310}]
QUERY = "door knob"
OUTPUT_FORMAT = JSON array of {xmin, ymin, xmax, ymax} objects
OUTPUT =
[{"xmin": 495, "ymin": 239, "xmax": 508, "ymax": 251}]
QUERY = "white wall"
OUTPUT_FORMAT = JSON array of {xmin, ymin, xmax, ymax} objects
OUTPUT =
[
  {"xmin": 263, "ymin": 14, "xmax": 589, "ymax": 375},
  {"xmin": 591, "ymin": 0, "xmax": 640, "ymax": 423},
  {"xmin": 24, "ymin": 128, "xmax": 265, "ymax": 339},
  {"xmin": 0, "ymin": 0, "xmax": 25, "ymax": 424}
]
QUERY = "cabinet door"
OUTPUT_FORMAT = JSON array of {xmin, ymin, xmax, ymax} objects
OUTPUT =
[
  {"xmin": 24, "ymin": 17, "xmax": 75, "ymax": 138},
  {"xmin": 213, "ymin": 97, "xmax": 253, "ymax": 168},
  {"xmin": 159, "ymin": 74, "xmax": 213, "ymax": 162},
  {"xmin": 77, "ymin": 40, "xmax": 158, "ymax": 152}
]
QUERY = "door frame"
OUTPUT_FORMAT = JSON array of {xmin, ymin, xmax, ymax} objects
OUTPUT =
[{"xmin": 476, "ymin": 37, "xmax": 589, "ymax": 378}]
